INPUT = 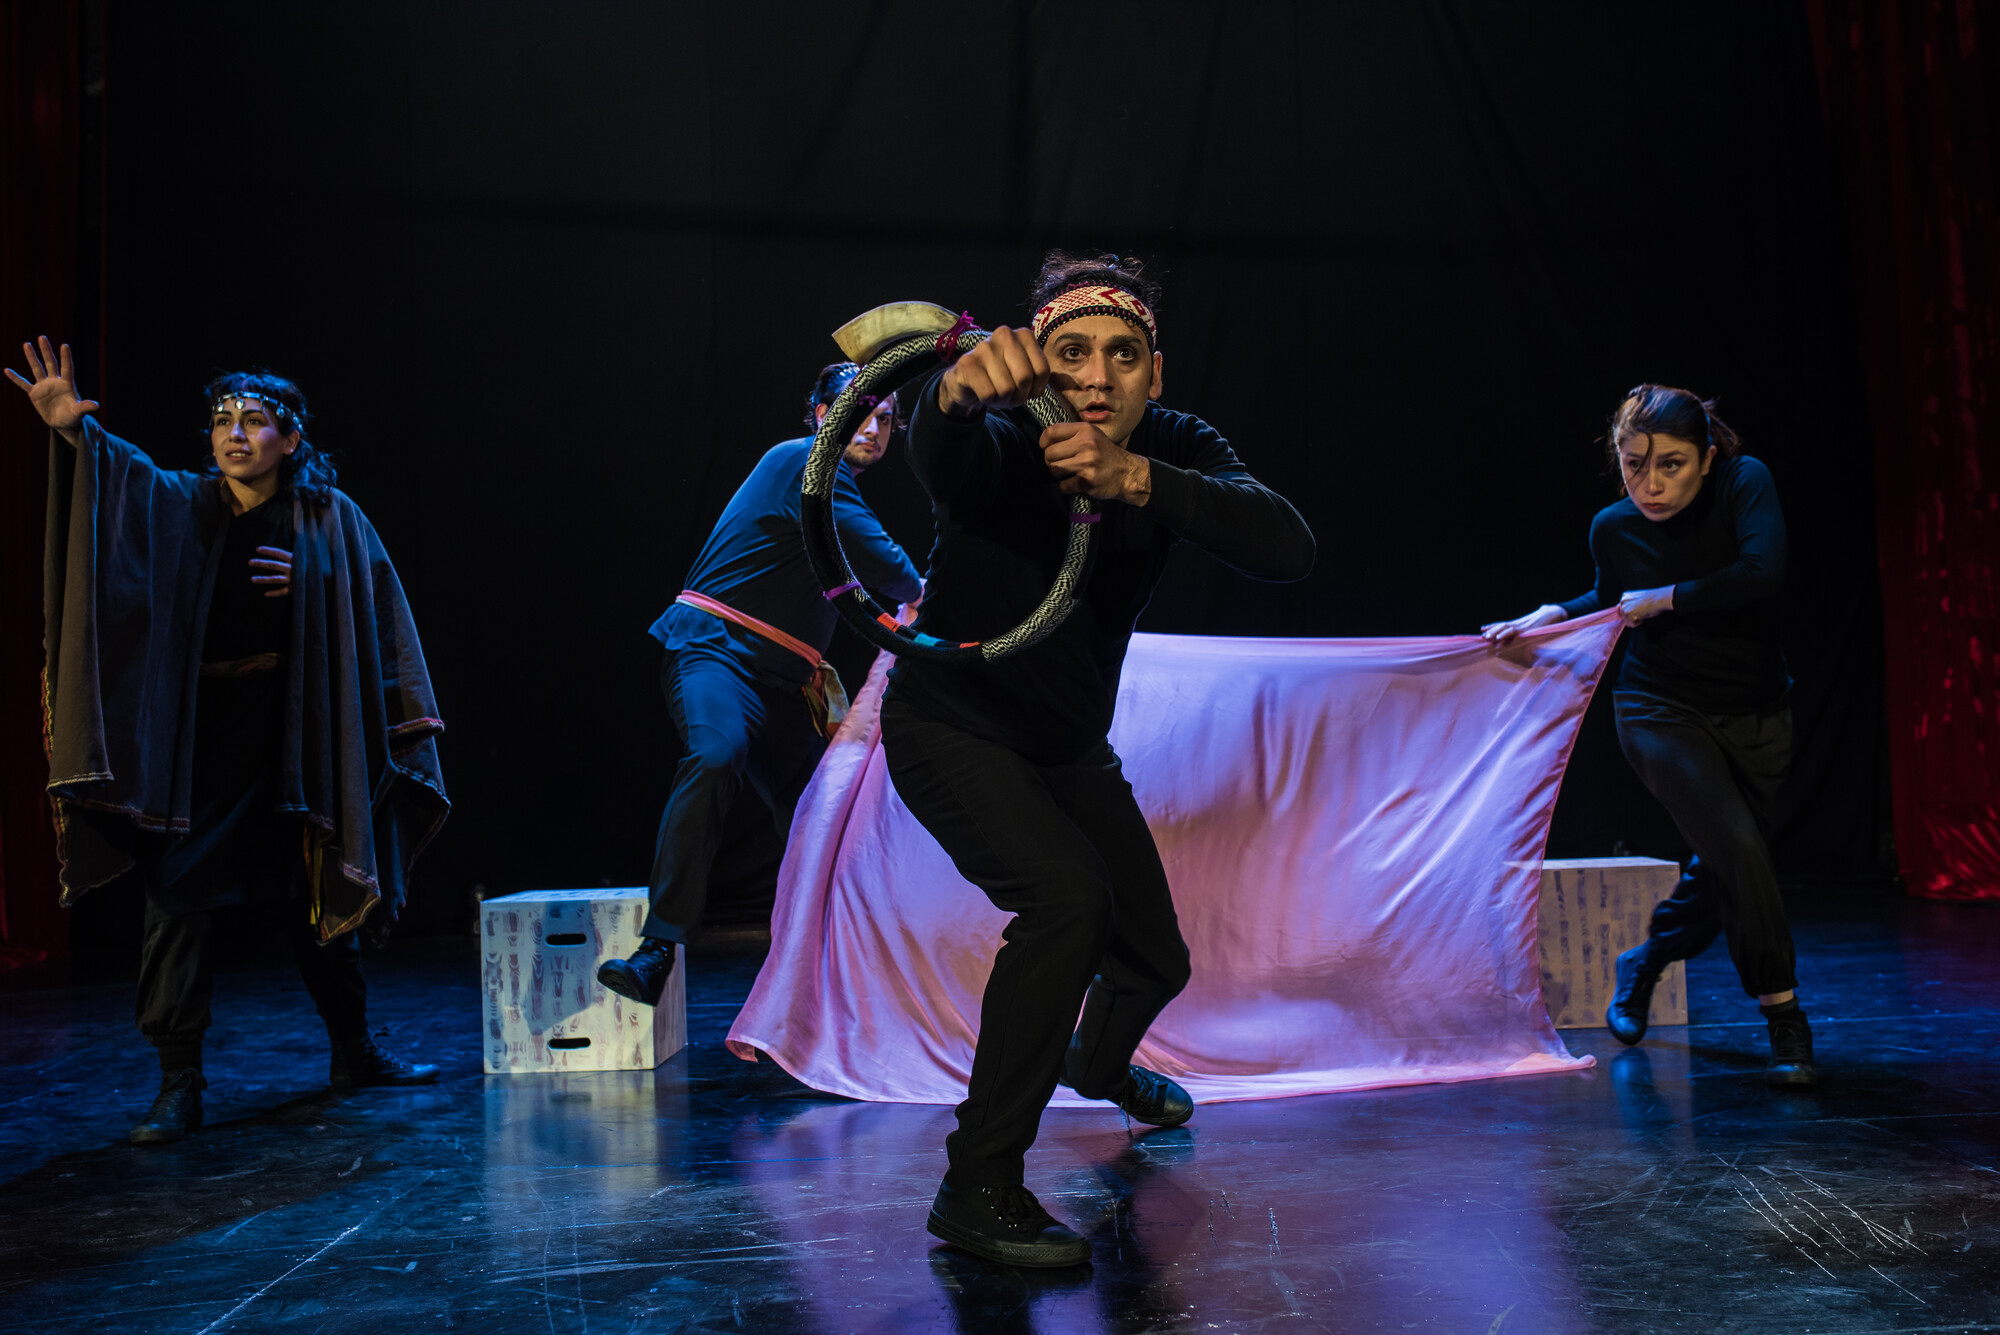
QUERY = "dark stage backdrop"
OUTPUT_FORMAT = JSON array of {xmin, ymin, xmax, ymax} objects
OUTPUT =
[
  {"xmin": 0, "ymin": 0, "xmax": 92, "ymax": 969},
  {"xmin": 25, "ymin": 1, "xmax": 1893, "ymax": 937}
]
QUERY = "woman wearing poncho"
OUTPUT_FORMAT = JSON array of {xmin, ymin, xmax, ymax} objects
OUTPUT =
[{"xmin": 9, "ymin": 338, "xmax": 450, "ymax": 1144}]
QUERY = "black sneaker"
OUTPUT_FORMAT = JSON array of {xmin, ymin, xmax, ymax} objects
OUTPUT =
[
  {"xmin": 926, "ymin": 1181, "xmax": 1091, "ymax": 1268},
  {"xmin": 597, "ymin": 938, "xmax": 676, "ymax": 1007},
  {"xmin": 330, "ymin": 1032, "xmax": 441, "ymax": 1088},
  {"xmin": 1115, "ymin": 1065, "xmax": 1193, "ymax": 1128},
  {"xmin": 1606, "ymin": 944, "xmax": 1662, "ymax": 1046},
  {"xmin": 131, "ymin": 1068, "xmax": 205, "ymax": 1145},
  {"xmin": 1763, "ymin": 1003, "xmax": 1817, "ymax": 1088}
]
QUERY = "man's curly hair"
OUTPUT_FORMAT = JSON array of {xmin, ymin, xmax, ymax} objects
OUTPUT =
[{"xmin": 1028, "ymin": 250, "xmax": 1163, "ymax": 315}]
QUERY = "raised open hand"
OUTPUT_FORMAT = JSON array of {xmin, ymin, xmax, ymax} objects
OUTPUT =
[
  {"xmin": 250, "ymin": 546, "xmax": 293, "ymax": 598},
  {"xmin": 4, "ymin": 337, "xmax": 100, "ymax": 433}
]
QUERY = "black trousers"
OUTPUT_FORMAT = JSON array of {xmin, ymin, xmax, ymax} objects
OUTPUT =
[
  {"xmin": 641, "ymin": 648, "xmax": 826, "ymax": 943},
  {"xmin": 879, "ymin": 697, "xmax": 1192, "ymax": 1188},
  {"xmin": 136, "ymin": 908, "xmax": 368, "ymax": 1072},
  {"xmin": 1613, "ymin": 690, "xmax": 1799, "ymax": 998}
]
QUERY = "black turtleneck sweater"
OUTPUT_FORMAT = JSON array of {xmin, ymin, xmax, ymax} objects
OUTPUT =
[
  {"xmin": 1559, "ymin": 454, "xmax": 1790, "ymax": 712},
  {"xmin": 887, "ymin": 372, "xmax": 1315, "ymax": 763},
  {"xmin": 201, "ymin": 496, "xmax": 293, "ymax": 662}
]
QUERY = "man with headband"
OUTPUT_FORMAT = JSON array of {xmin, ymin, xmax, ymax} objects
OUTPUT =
[
  {"xmin": 10, "ymin": 340, "xmax": 448, "ymax": 1145},
  {"xmin": 881, "ymin": 252, "xmax": 1315, "ymax": 1267},
  {"xmin": 598, "ymin": 364, "xmax": 921, "ymax": 1005}
]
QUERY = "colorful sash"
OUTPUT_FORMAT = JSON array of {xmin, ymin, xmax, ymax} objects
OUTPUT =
[{"xmin": 674, "ymin": 591, "xmax": 849, "ymax": 737}]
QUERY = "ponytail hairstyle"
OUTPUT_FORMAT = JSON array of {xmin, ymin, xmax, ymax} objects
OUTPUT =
[
  {"xmin": 200, "ymin": 370, "xmax": 338, "ymax": 507},
  {"xmin": 803, "ymin": 360, "xmax": 901, "ymax": 437},
  {"xmin": 1606, "ymin": 382, "xmax": 1742, "ymax": 495}
]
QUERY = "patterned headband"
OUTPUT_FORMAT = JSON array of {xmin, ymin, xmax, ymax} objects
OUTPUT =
[{"xmin": 1030, "ymin": 284, "xmax": 1158, "ymax": 349}]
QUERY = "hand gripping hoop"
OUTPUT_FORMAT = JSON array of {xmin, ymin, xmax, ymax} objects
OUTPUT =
[{"xmin": 802, "ymin": 302, "xmax": 1096, "ymax": 663}]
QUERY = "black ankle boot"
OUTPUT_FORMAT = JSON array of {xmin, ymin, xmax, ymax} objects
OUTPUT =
[
  {"xmin": 1114, "ymin": 1065, "xmax": 1194, "ymax": 1127},
  {"xmin": 330, "ymin": 1031, "xmax": 441, "ymax": 1088},
  {"xmin": 1606, "ymin": 943, "xmax": 1663, "ymax": 1046},
  {"xmin": 131, "ymin": 1068, "xmax": 205, "ymax": 1145},
  {"xmin": 597, "ymin": 938, "xmax": 676, "ymax": 1007},
  {"xmin": 1761, "ymin": 1001, "xmax": 1817, "ymax": 1087},
  {"xmin": 926, "ymin": 1180, "xmax": 1092, "ymax": 1268}
]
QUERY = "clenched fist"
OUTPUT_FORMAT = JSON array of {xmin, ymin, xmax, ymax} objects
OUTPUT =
[{"xmin": 938, "ymin": 326, "xmax": 1050, "ymax": 417}]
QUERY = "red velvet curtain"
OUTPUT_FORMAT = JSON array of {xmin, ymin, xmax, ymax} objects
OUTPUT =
[
  {"xmin": 0, "ymin": 0, "xmax": 84, "ymax": 967},
  {"xmin": 1806, "ymin": 0, "xmax": 2000, "ymax": 899}
]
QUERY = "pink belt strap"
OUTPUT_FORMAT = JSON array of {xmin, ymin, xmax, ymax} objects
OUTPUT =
[
  {"xmin": 675, "ymin": 590, "xmax": 849, "ymax": 737},
  {"xmin": 675, "ymin": 590, "xmax": 820, "ymax": 669}
]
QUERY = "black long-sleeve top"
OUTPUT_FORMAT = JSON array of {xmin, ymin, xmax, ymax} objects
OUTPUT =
[
  {"xmin": 1558, "ymin": 453, "xmax": 1790, "ymax": 712},
  {"xmin": 887, "ymin": 373, "xmax": 1315, "ymax": 762},
  {"xmin": 200, "ymin": 497, "xmax": 292, "ymax": 662}
]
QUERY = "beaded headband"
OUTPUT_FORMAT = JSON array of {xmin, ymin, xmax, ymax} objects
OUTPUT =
[
  {"xmin": 1030, "ymin": 283, "xmax": 1158, "ymax": 350},
  {"xmin": 211, "ymin": 391, "xmax": 298, "ymax": 426}
]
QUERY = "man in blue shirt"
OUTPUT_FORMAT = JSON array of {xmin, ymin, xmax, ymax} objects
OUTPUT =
[{"xmin": 599, "ymin": 365, "xmax": 922, "ymax": 1004}]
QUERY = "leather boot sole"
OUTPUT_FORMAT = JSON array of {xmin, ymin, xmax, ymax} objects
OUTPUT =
[
  {"xmin": 1767, "ymin": 1063, "xmax": 1818, "ymax": 1088},
  {"xmin": 130, "ymin": 1101, "xmax": 201, "ymax": 1146},
  {"xmin": 1606, "ymin": 946, "xmax": 1660, "ymax": 1047},
  {"xmin": 129, "ymin": 1122, "xmax": 192, "ymax": 1145},
  {"xmin": 1606, "ymin": 1002, "xmax": 1649, "ymax": 1047},
  {"xmin": 926, "ymin": 1210, "xmax": 1092, "ymax": 1269},
  {"xmin": 1119, "ymin": 1094, "xmax": 1193, "ymax": 1127},
  {"xmin": 597, "ymin": 959, "xmax": 663, "ymax": 1007}
]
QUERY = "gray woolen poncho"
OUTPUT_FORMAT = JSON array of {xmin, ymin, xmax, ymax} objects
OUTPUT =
[{"xmin": 42, "ymin": 417, "xmax": 449, "ymax": 941}]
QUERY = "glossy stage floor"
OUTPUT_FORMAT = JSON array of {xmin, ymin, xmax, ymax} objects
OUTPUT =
[{"xmin": 3, "ymin": 890, "xmax": 1997, "ymax": 1334}]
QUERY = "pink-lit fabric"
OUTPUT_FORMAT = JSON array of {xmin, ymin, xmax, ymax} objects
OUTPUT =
[{"xmin": 728, "ymin": 611, "xmax": 1625, "ymax": 1104}]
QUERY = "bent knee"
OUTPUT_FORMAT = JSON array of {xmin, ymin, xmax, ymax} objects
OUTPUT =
[
  {"xmin": 1010, "ymin": 867, "xmax": 1114, "ymax": 939},
  {"xmin": 682, "ymin": 729, "xmax": 750, "ymax": 777}
]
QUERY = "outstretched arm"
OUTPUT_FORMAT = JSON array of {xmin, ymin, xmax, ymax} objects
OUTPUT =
[
  {"xmin": 5, "ymin": 337, "xmax": 100, "ymax": 446},
  {"xmin": 1482, "ymin": 514, "xmax": 1611, "ymax": 642},
  {"xmin": 1480, "ymin": 604, "xmax": 1570, "ymax": 643},
  {"xmin": 907, "ymin": 329, "xmax": 1053, "ymax": 508},
  {"xmin": 1128, "ymin": 419, "xmax": 1314, "ymax": 582}
]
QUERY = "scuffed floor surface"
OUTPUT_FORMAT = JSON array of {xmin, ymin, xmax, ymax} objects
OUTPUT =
[{"xmin": 2, "ymin": 891, "xmax": 1998, "ymax": 1333}]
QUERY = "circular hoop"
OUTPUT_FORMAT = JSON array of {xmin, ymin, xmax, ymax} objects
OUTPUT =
[{"xmin": 802, "ymin": 328, "xmax": 1094, "ymax": 663}]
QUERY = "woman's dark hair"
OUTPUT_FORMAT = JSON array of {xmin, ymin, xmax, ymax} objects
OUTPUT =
[
  {"xmin": 200, "ymin": 370, "xmax": 338, "ymax": 506},
  {"xmin": 802, "ymin": 361, "xmax": 900, "ymax": 435},
  {"xmin": 1607, "ymin": 382, "xmax": 1742, "ymax": 493},
  {"xmin": 1028, "ymin": 250, "xmax": 1163, "ymax": 316}
]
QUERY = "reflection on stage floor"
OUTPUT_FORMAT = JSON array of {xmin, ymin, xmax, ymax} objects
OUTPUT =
[{"xmin": 2, "ymin": 892, "xmax": 1997, "ymax": 1333}]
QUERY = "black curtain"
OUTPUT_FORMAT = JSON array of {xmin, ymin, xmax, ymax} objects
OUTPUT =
[
  {"xmin": 72, "ymin": 1, "xmax": 1888, "ymax": 930},
  {"xmin": 0, "ymin": 0, "xmax": 103, "ymax": 970}
]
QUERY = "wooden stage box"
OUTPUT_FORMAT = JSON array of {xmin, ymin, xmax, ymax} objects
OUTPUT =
[
  {"xmin": 1526, "ymin": 857, "xmax": 1687, "ymax": 1031},
  {"xmin": 480, "ymin": 887, "xmax": 686, "ymax": 1074}
]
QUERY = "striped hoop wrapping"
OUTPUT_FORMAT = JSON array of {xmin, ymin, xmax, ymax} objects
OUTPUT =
[{"xmin": 801, "ymin": 325, "xmax": 1095, "ymax": 663}]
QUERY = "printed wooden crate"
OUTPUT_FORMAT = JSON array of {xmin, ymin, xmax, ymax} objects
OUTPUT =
[
  {"xmin": 480, "ymin": 888, "xmax": 685, "ymax": 1073},
  {"xmin": 1529, "ymin": 858, "xmax": 1688, "ymax": 1031}
]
